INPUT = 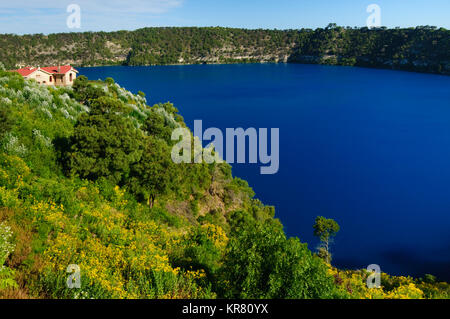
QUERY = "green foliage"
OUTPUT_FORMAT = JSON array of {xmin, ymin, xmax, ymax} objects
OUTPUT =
[
  {"xmin": 72, "ymin": 76, "xmax": 106, "ymax": 104},
  {"xmin": 313, "ymin": 216, "xmax": 340, "ymax": 264},
  {"xmin": 313, "ymin": 216, "xmax": 340, "ymax": 242},
  {"xmin": 218, "ymin": 211, "xmax": 341, "ymax": 298},
  {"xmin": 197, "ymin": 209, "xmax": 227, "ymax": 230},
  {"xmin": 0, "ymin": 222, "xmax": 17, "ymax": 290},
  {"xmin": 128, "ymin": 136, "xmax": 175, "ymax": 207},
  {"xmin": 105, "ymin": 77, "xmax": 115, "ymax": 86},
  {"xmin": 67, "ymin": 100, "xmax": 144, "ymax": 185},
  {"xmin": 89, "ymin": 96, "xmax": 125, "ymax": 114},
  {"xmin": 0, "ymin": 104, "xmax": 13, "ymax": 141},
  {"xmin": 144, "ymin": 108, "xmax": 175, "ymax": 144},
  {"xmin": 148, "ymin": 207, "xmax": 184, "ymax": 228},
  {"xmin": 171, "ymin": 224, "xmax": 227, "ymax": 284}
]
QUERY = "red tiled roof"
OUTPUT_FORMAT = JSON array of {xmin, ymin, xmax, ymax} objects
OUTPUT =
[
  {"xmin": 15, "ymin": 67, "xmax": 37, "ymax": 77},
  {"xmin": 12, "ymin": 65, "xmax": 78, "ymax": 76},
  {"xmin": 41, "ymin": 65, "xmax": 77, "ymax": 74}
]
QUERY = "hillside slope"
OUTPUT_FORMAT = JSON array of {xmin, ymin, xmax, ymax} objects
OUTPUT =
[{"xmin": 0, "ymin": 68, "xmax": 448, "ymax": 299}]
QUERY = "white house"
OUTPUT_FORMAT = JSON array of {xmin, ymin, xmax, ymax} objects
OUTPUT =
[{"xmin": 12, "ymin": 65, "xmax": 78, "ymax": 86}]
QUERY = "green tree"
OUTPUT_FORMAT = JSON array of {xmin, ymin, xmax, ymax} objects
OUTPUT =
[
  {"xmin": 89, "ymin": 96, "xmax": 125, "ymax": 115},
  {"xmin": 72, "ymin": 76, "xmax": 106, "ymax": 104},
  {"xmin": 313, "ymin": 216, "xmax": 340, "ymax": 264},
  {"xmin": 128, "ymin": 136, "xmax": 175, "ymax": 207},
  {"xmin": 105, "ymin": 77, "xmax": 115, "ymax": 85},
  {"xmin": 67, "ymin": 97, "xmax": 143, "ymax": 184}
]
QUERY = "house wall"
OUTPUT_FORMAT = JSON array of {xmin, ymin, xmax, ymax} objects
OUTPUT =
[
  {"xmin": 62, "ymin": 70, "xmax": 77, "ymax": 86},
  {"xmin": 25, "ymin": 69, "xmax": 77, "ymax": 86},
  {"xmin": 25, "ymin": 70, "xmax": 53, "ymax": 86}
]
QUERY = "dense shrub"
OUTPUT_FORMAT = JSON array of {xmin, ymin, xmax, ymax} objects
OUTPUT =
[{"xmin": 218, "ymin": 211, "xmax": 343, "ymax": 299}]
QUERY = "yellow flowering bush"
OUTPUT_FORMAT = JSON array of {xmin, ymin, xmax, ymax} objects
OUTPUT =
[
  {"xmin": 386, "ymin": 283, "xmax": 424, "ymax": 299},
  {"xmin": 0, "ymin": 154, "xmax": 31, "ymax": 189},
  {"xmin": 32, "ymin": 184, "xmax": 213, "ymax": 299},
  {"xmin": 328, "ymin": 266, "xmax": 433, "ymax": 299}
]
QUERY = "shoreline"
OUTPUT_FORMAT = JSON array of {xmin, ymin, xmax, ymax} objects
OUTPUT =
[{"xmin": 77, "ymin": 61, "xmax": 450, "ymax": 77}]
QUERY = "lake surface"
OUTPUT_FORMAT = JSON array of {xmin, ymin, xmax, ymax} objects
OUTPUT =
[{"xmin": 79, "ymin": 64, "xmax": 450, "ymax": 281}]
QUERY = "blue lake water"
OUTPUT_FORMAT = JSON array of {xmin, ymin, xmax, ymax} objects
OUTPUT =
[{"xmin": 79, "ymin": 64, "xmax": 450, "ymax": 281}]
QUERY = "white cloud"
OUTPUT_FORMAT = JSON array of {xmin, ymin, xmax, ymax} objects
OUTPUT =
[
  {"xmin": 0, "ymin": 0, "xmax": 184, "ymax": 34},
  {"xmin": 82, "ymin": 0, "xmax": 183, "ymax": 14},
  {"xmin": 0, "ymin": 0, "xmax": 183, "ymax": 14}
]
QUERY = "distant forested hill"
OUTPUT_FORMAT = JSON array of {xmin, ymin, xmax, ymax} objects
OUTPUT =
[{"xmin": 0, "ymin": 25, "xmax": 449, "ymax": 74}]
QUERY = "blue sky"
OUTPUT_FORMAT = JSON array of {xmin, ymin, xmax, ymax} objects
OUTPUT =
[{"xmin": 0, "ymin": 0, "xmax": 449, "ymax": 35}]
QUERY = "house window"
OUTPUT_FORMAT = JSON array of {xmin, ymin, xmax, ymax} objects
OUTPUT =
[
  {"xmin": 49, "ymin": 76, "xmax": 52, "ymax": 82},
  {"xmin": 69, "ymin": 73, "xmax": 73, "ymax": 82}
]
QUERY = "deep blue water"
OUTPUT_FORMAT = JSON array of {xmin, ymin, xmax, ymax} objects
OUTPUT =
[{"xmin": 79, "ymin": 64, "xmax": 450, "ymax": 281}]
